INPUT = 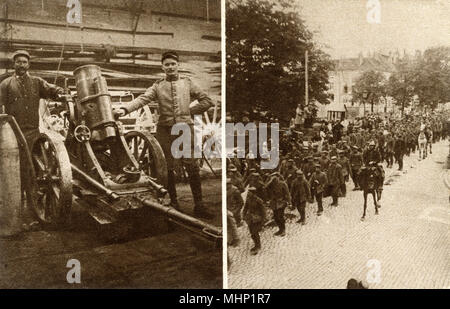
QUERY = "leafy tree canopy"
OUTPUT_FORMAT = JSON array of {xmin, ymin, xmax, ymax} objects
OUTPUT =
[{"xmin": 226, "ymin": 0, "xmax": 333, "ymax": 120}]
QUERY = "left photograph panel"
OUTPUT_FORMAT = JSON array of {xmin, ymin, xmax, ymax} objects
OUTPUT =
[{"xmin": 0, "ymin": 0, "xmax": 222, "ymax": 288}]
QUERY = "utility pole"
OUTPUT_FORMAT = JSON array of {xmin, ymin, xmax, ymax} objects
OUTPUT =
[{"xmin": 305, "ymin": 50, "xmax": 308, "ymax": 107}]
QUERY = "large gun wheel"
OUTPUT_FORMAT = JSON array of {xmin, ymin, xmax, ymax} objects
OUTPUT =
[
  {"xmin": 31, "ymin": 131, "xmax": 73, "ymax": 227},
  {"xmin": 124, "ymin": 131, "xmax": 168, "ymax": 187}
]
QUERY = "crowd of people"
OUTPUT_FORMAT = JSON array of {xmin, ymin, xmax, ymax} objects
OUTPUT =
[{"xmin": 227, "ymin": 112, "xmax": 449, "ymax": 256}]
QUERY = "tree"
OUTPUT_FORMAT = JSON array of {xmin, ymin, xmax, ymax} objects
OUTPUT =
[
  {"xmin": 410, "ymin": 46, "xmax": 450, "ymax": 110},
  {"xmin": 386, "ymin": 59, "xmax": 415, "ymax": 116},
  {"xmin": 352, "ymin": 70, "xmax": 387, "ymax": 114},
  {"xmin": 226, "ymin": 0, "xmax": 333, "ymax": 121}
]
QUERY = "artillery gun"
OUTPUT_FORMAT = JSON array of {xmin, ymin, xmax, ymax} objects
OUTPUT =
[{"xmin": 9, "ymin": 64, "xmax": 221, "ymax": 244}]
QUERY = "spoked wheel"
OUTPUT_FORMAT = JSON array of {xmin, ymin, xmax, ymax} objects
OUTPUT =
[
  {"xmin": 124, "ymin": 130, "xmax": 168, "ymax": 187},
  {"xmin": 198, "ymin": 102, "xmax": 222, "ymax": 177},
  {"xmin": 31, "ymin": 131, "xmax": 73, "ymax": 228}
]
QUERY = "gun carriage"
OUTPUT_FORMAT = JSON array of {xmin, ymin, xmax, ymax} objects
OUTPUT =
[{"xmin": 2, "ymin": 64, "xmax": 221, "ymax": 244}]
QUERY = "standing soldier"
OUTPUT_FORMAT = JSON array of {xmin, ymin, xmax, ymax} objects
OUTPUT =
[
  {"xmin": 282, "ymin": 159, "xmax": 297, "ymax": 189},
  {"xmin": 290, "ymin": 170, "xmax": 311, "ymax": 224},
  {"xmin": 264, "ymin": 172, "xmax": 291, "ymax": 236},
  {"xmin": 115, "ymin": 51, "xmax": 214, "ymax": 218},
  {"xmin": 227, "ymin": 178, "xmax": 244, "ymax": 227},
  {"xmin": 350, "ymin": 146, "xmax": 363, "ymax": 190},
  {"xmin": 303, "ymin": 156, "xmax": 316, "ymax": 181},
  {"xmin": 227, "ymin": 166, "xmax": 245, "ymax": 193},
  {"xmin": 385, "ymin": 132, "xmax": 395, "ymax": 168},
  {"xmin": 242, "ymin": 187, "xmax": 266, "ymax": 255},
  {"xmin": 394, "ymin": 132, "xmax": 406, "ymax": 171},
  {"xmin": 310, "ymin": 163, "xmax": 328, "ymax": 216},
  {"xmin": 327, "ymin": 156, "xmax": 344, "ymax": 206},
  {"xmin": 0, "ymin": 50, "xmax": 65, "ymax": 231},
  {"xmin": 337, "ymin": 150, "xmax": 351, "ymax": 197},
  {"xmin": 319, "ymin": 150, "xmax": 330, "ymax": 172}
]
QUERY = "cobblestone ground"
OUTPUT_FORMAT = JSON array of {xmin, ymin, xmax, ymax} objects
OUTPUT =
[{"xmin": 228, "ymin": 141, "xmax": 450, "ymax": 289}]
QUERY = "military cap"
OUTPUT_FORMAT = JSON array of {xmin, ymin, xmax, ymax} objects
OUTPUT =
[
  {"xmin": 352, "ymin": 146, "xmax": 359, "ymax": 150},
  {"xmin": 229, "ymin": 166, "xmax": 237, "ymax": 172},
  {"xmin": 314, "ymin": 163, "xmax": 321, "ymax": 167},
  {"xmin": 226, "ymin": 178, "xmax": 232, "ymax": 184},
  {"xmin": 12, "ymin": 50, "xmax": 30, "ymax": 61},
  {"xmin": 337, "ymin": 149, "xmax": 344, "ymax": 154},
  {"xmin": 369, "ymin": 141, "xmax": 376, "ymax": 146},
  {"xmin": 306, "ymin": 156, "xmax": 313, "ymax": 160},
  {"xmin": 330, "ymin": 156, "xmax": 337, "ymax": 160},
  {"xmin": 322, "ymin": 150, "xmax": 329, "ymax": 154},
  {"xmin": 296, "ymin": 169, "xmax": 304, "ymax": 175},
  {"xmin": 270, "ymin": 171, "xmax": 280, "ymax": 176},
  {"xmin": 288, "ymin": 159, "xmax": 294, "ymax": 163},
  {"xmin": 161, "ymin": 51, "xmax": 179, "ymax": 62},
  {"xmin": 248, "ymin": 186, "xmax": 257, "ymax": 192},
  {"xmin": 251, "ymin": 172, "xmax": 260, "ymax": 176}
]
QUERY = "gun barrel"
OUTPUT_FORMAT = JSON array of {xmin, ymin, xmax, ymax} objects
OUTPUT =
[
  {"xmin": 138, "ymin": 197, "xmax": 222, "ymax": 242},
  {"xmin": 71, "ymin": 164, "xmax": 120, "ymax": 200}
]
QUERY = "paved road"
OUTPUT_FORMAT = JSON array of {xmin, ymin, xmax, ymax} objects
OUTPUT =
[{"xmin": 228, "ymin": 141, "xmax": 450, "ymax": 289}]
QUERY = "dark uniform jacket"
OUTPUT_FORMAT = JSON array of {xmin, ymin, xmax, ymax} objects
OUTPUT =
[
  {"xmin": 350, "ymin": 151, "xmax": 363, "ymax": 170},
  {"xmin": 327, "ymin": 163, "xmax": 344, "ymax": 186},
  {"xmin": 122, "ymin": 75, "xmax": 213, "ymax": 126},
  {"xmin": 265, "ymin": 176, "xmax": 291, "ymax": 209},
  {"xmin": 338, "ymin": 156, "xmax": 351, "ymax": 177},
  {"xmin": 309, "ymin": 171, "xmax": 328, "ymax": 194},
  {"xmin": 363, "ymin": 148, "xmax": 381, "ymax": 165},
  {"xmin": 227, "ymin": 185, "xmax": 244, "ymax": 214},
  {"xmin": 290, "ymin": 176, "xmax": 311, "ymax": 204},
  {"xmin": 0, "ymin": 73, "xmax": 63, "ymax": 131},
  {"xmin": 243, "ymin": 192, "xmax": 266, "ymax": 225}
]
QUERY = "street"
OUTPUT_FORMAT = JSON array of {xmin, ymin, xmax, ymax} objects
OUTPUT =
[
  {"xmin": 228, "ymin": 141, "xmax": 450, "ymax": 289},
  {"xmin": 0, "ymin": 178, "xmax": 222, "ymax": 289}
]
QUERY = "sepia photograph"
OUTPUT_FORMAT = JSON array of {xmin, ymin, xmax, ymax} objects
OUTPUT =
[
  {"xmin": 226, "ymin": 0, "xmax": 450, "ymax": 289},
  {"xmin": 0, "ymin": 0, "xmax": 222, "ymax": 288}
]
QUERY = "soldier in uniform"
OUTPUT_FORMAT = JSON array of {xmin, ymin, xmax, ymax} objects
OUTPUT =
[
  {"xmin": 337, "ymin": 150, "xmax": 351, "ymax": 197},
  {"xmin": 327, "ymin": 156, "xmax": 344, "ymax": 206},
  {"xmin": 264, "ymin": 172, "xmax": 291, "ymax": 236},
  {"xmin": 303, "ymin": 156, "xmax": 316, "ymax": 181},
  {"xmin": 227, "ymin": 178, "xmax": 244, "ymax": 226},
  {"xmin": 242, "ymin": 186, "xmax": 266, "ymax": 255},
  {"xmin": 115, "ymin": 51, "xmax": 214, "ymax": 218},
  {"xmin": 349, "ymin": 146, "xmax": 363, "ymax": 190},
  {"xmin": 227, "ymin": 166, "xmax": 245, "ymax": 193},
  {"xmin": 384, "ymin": 132, "xmax": 395, "ymax": 168},
  {"xmin": 363, "ymin": 141, "xmax": 381, "ymax": 166},
  {"xmin": 394, "ymin": 132, "xmax": 406, "ymax": 171},
  {"xmin": 309, "ymin": 163, "xmax": 328, "ymax": 215},
  {"xmin": 0, "ymin": 50, "xmax": 65, "ymax": 231},
  {"xmin": 290, "ymin": 169, "xmax": 311, "ymax": 224},
  {"xmin": 319, "ymin": 150, "xmax": 330, "ymax": 172}
]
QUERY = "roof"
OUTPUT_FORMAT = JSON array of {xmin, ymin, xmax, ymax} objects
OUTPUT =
[{"xmin": 334, "ymin": 52, "xmax": 396, "ymax": 73}]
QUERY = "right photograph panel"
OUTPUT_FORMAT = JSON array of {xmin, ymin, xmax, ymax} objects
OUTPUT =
[{"xmin": 225, "ymin": 0, "xmax": 450, "ymax": 289}]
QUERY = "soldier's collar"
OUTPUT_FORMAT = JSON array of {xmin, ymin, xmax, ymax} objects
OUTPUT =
[
  {"xmin": 14, "ymin": 71, "xmax": 29, "ymax": 80},
  {"xmin": 165, "ymin": 74, "xmax": 180, "ymax": 82}
]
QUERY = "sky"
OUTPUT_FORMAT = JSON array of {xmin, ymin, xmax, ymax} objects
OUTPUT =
[{"xmin": 294, "ymin": 0, "xmax": 450, "ymax": 59}]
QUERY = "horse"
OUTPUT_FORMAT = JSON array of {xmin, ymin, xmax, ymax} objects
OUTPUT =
[
  {"xmin": 418, "ymin": 130, "xmax": 427, "ymax": 160},
  {"xmin": 359, "ymin": 163, "xmax": 384, "ymax": 220}
]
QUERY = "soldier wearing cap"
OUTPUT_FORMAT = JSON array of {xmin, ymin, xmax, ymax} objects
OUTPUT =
[
  {"xmin": 115, "ymin": 51, "xmax": 213, "ymax": 218},
  {"xmin": 363, "ymin": 140, "xmax": 381, "ymax": 166},
  {"xmin": 227, "ymin": 166, "xmax": 245, "ymax": 193},
  {"xmin": 242, "ymin": 186, "xmax": 266, "ymax": 255},
  {"xmin": 290, "ymin": 169, "xmax": 311, "ymax": 224},
  {"xmin": 281, "ymin": 159, "xmax": 297, "ymax": 189},
  {"xmin": 264, "ymin": 171, "xmax": 291, "ymax": 237},
  {"xmin": 309, "ymin": 163, "xmax": 328, "ymax": 215},
  {"xmin": 227, "ymin": 177, "xmax": 244, "ymax": 227},
  {"xmin": 0, "ymin": 50, "xmax": 64, "ymax": 139},
  {"xmin": 247, "ymin": 172, "xmax": 266, "ymax": 201},
  {"xmin": 327, "ymin": 156, "xmax": 344, "ymax": 206},
  {"xmin": 337, "ymin": 150, "xmax": 351, "ymax": 197},
  {"xmin": 349, "ymin": 146, "xmax": 363, "ymax": 190},
  {"xmin": 303, "ymin": 156, "xmax": 315, "ymax": 181},
  {"xmin": 0, "ymin": 50, "xmax": 64, "ymax": 231},
  {"xmin": 384, "ymin": 131, "xmax": 395, "ymax": 168},
  {"xmin": 393, "ymin": 132, "xmax": 406, "ymax": 171},
  {"xmin": 319, "ymin": 150, "xmax": 330, "ymax": 172}
]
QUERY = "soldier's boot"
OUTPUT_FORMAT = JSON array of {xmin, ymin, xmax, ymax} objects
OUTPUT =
[
  {"xmin": 250, "ymin": 234, "xmax": 261, "ymax": 255},
  {"xmin": 186, "ymin": 165, "xmax": 213, "ymax": 219},
  {"xmin": 167, "ymin": 170, "xmax": 180, "ymax": 210}
]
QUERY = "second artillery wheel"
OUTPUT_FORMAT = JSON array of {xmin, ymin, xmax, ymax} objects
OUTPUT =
[
  {"xmin": 30, "ymin": 131, "xmax": 73, "ymax": 228},
  {"xmin": 124, "ymin": 130, "xmax": 168, "ymax": 188}
]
